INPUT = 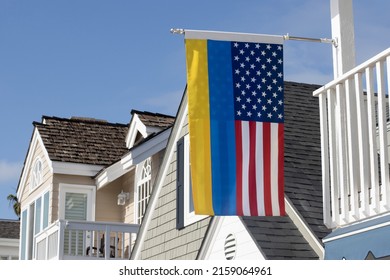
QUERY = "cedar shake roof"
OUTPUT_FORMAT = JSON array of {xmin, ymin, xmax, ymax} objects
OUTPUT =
[
  {"xmin": 239, "ymin": 81, "xmax": 330, "ymax": 260},
  {"xmin": 131, "ymin": 110, "xmax": 175, "ymax": 129},
  {"xmin": 34, "ymin": 116, "xmax": 129, "ymax": 166},
  {"xmin": 0, "ymin": 220, "xmax": 20, "ymax": 239}
]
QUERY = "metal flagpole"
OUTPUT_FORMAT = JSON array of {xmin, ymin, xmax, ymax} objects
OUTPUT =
[{"xmin": 170, "ymin": 28, "xmax": 338, "ymax": 48}]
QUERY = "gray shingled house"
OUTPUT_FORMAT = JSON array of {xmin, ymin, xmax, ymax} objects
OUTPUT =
[
  {"xmin": 0, "ymin": 219, "xmax": 20, "ymax": 260},
  {"xmin": 16, "ymin": 110, "xmax": 174, "ymax": 260},
  {"xmin": 131, "ymin": 81, "xmax": 330, "ymax": 260}
]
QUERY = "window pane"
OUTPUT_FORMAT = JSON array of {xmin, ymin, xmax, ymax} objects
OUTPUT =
[
  {"xmin": 65, "ymin": 193, "xmax": 87, "ymax": 220},
  {"xmin": 35, "ymin": 197, "xmax": 42, "ymax": 235},
  {"xmin": 43, "ymin": 192, "xmax": 49, "ymax": 229},
  {"xmin": 20, "ymin": 210, "xmax": 28, "ymax": 260}
]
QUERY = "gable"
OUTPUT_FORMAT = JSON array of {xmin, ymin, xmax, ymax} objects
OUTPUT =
[
  {"xmin": 17, "ymin": 128, "xmax": 52, "ymax": 203},
  {"xmin": 199, "ymin": 216, "xmax": 265, "ymax": 260}
]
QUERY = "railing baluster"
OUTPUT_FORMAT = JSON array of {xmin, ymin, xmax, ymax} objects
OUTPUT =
[
  {"xmin": 376, "ymin": 60, "xmax": 390, "ymax": 211},
  {"xmin": 366, "ymin": 66, "xmax": 380, "ymax": 212},
  {"xmin": 319, "ymin": 93, "xmax": 331, "ymax": 227},
  {"xmin": 327, "ymin": 88, "xmax": 339, "ymax": 226},
  {"xmin": 345, "ymin": 78, "xmax": 360, "ymax": 221},
  {"xmin": 355, "ymin": 71, "xmax": 370, "ymax": 217},
  {"xmin": 336, "ymin": 83, "xmax": 350, "ymax": 223}
]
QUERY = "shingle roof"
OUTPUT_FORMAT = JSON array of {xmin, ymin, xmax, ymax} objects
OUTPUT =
[
  {"xmin": 34, "ymin": 116, "xmax": 129, "ymax": 166},
  {"xmin": 131, "ymin": 110, "xmax": 175, "ymax": 129},
  {"xmin": 239, "ymin": 81, "xmax": 330, "ymax": 260},
  {"xmin": 0, "ymin": 220, "xmax": 20, "ymax": 239},
  {"xmin": 241, "ymin": 216, "xmax": 319, "ymax": 260},
  {"xmin": 283, "ymin": 82, "xmax": 330, "ymax": 241}
]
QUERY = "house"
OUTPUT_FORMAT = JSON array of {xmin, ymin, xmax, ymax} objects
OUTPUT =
[
  {"xmin": 131, "ymin": 81, "xmax": 331, "ymax": 260},
  {"xmin": 0, "ymin": 219, "xmax": 20, "ymax": 260},
  {"xmin": 16, "ymin": 110, "xmax": 175, "ymax": 260}
]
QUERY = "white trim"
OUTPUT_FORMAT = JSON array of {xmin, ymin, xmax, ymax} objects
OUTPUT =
[
  {"xmin": 131, "ymin": 91, "xmax": 187, "ymax": 260},
  {"xmin": 184, "ymin": 29, "xmax": 284, "ymax": 44},
  {"xmin": 58, "ymin": 184, "xmax": 96, "ymax": 221},
  {"xmin": 30, "ymin": 156, "xmax": 43, "ymax": 192},
  {"xmin": 122, "ymin": 128, "xmax": 171, "ymax": 169},
  {"xmin": 197, "ymin": 217, "xmax": 221, "ymax": 259},
  {"xmin": 96, "ymin": 161, "xmax": 133, "ymax": 190},
  {"xmin": 285, "ymin": 196, "xmax": 325, "ymax": 259},
  {"xmin": 0, "ymin": 238, "xmax": 19, "ymax": 247},
  {"xmin": 52, "ymin": 162, "xmax": 104, "ymax": 177},
  {"xmin": 182, "ymin": 134, "xmax": 207, "ymax": 226},
  {"xmin": 17, "ymin": 129, "xmax": 53, "ymax": 200},
  {"xmin": 126, "ymin": 114, "xmax": 146, "ymax": 148},
  {"xmin": 323, "ymin": 213, "xmax": 390, "ymax": 243}
]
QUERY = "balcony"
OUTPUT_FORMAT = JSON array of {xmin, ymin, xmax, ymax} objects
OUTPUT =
[
  {"xmin": 34, "ymin": 220, "xmax": 139, "ymax": 260},
  {"xmin": 314, "ymin": 48, "xmax": 390, "ymax": 229}
]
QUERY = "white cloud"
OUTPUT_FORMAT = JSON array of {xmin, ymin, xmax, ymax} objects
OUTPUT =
[{"xmin": 0, "ymin": 160, "xmax": 23, "ymax": 183}]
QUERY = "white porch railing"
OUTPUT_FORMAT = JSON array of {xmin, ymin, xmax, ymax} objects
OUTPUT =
[
  {"xmin": 34, "ymin": 220, "xmax": 139, "ymax": 260},
  {"xmin": 314, "ymin": 48, "xmax": 390, "ymax": 229}
]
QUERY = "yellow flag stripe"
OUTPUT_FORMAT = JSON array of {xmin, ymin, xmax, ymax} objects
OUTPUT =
[{"xmin": 185, "ymin": 39, "xmax": 214, "ymax": 215}]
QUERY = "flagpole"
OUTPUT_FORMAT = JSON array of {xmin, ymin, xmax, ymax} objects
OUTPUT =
[{"xmin": 170, "ymin": 28, "xmax": 337, "ymax": 47}]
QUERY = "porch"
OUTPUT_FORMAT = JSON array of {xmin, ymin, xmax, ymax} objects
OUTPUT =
[
  {"xmin": 34, "ymin": 220, "xmax": 139, "ymax": 260},
  {"xmin": 314, "ymin": 48, "xmax": 390, "ymax": 229}
]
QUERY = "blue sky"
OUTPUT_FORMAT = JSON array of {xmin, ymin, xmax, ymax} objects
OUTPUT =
[{"xmin": 1, "ymin": 0, "xmax": 390, "ymax": 220}]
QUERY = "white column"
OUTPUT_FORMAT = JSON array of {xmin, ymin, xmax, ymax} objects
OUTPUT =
[{"xmin": 330, "ymin": 0, "xmax": 356, "ymax": 78}]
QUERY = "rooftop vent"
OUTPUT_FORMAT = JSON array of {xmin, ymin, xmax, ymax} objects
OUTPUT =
[{"xmin": 70, "ymin": 116, "xmax": 108, "ymax": 124}]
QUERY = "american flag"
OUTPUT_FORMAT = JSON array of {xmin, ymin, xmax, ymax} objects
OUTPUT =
[{"xmin": 232, "ymin": 41, "xmax": 284, "ymax": 216}]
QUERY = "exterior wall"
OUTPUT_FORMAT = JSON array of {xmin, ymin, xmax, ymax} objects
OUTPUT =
[
  {"xmin": 121, "ymin": 170, "xmax": 136, "ymax": 224},
  {"xmin": 20, "ymin": 139, "xmax": 53, "ymax": 211},
  {"xmin": 140, "ymin": 115, "xmax": 211, "ymax": 260},
  {"xmin": 96, "ymin": 177, "xmax": 123, "ymax": 223}
]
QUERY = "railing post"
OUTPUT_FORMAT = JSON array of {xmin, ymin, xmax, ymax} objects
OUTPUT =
[
  {"xmin": 58, "ymin": 220, "xmax": 65, "ymax": 260},
  {"xmin": 104, "ymin": 225, "xmax": 110, "ymax": 260}
]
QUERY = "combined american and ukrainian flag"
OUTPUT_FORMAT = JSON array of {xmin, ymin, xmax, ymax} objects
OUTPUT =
[{"xmin": 184, "ymin": 30, "xmax": 285, "ymax": 217}]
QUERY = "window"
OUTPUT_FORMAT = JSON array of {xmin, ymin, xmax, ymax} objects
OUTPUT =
[
  {"xmin": 31, "ymin": 158, "xmax": 42, "ymax": 190},
  {"xmin": 136, "ymin": 158, "xmax": 152, "ymax": 224},
  {"xmin": 19, "ymin": 190, "xmax": 50, "ymax": 260},
  {"xmin": 176, "ymin": 135, "xmax": 207, "ymax": 229}
]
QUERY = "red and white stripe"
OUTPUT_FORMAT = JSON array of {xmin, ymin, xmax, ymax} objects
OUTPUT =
[{"xmin": 235, "ymin": 121, "xmax": 285, "ymax": 216}]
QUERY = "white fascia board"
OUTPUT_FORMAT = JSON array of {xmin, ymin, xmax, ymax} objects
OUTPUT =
[
  {"xmin": 96, "ymin": 160, "xmax": 134, "ymax": 190},
  {"xmin": 17, "ymin": 128, "xmax": 53, "ymax": 200},
  {"xmin": 126, "ymin": 114, "xmax": 147, "ymax": 148},
  {"xmin": 122, "ymin": 128, "xmax": 171, "ymax": 169},
  {"xmin": 131, "ymin": 128, "xmax": 171, "ymax": 164},
  {"xmin": 52, "ymin": 161, "xmax": 104, "ymax": 177},
  {"xmin": 285, "ymin": 196, "xmax": 325, "ymax": 259}
]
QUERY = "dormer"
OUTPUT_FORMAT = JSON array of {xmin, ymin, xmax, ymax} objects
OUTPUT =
[{"xmin": 125, "ymin": 110, "xmax": 176, "ymax": 149}]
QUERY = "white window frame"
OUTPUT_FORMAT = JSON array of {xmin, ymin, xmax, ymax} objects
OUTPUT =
[
  {"xmin": 182, "ymin": 135, "xmax": 207, "ymax": 227},
  {"xmin": 58, "ymin": 184, "xmax": 96, "ymax": 221},
  {"xmin": 135, "ymin": 158, "xmax": 152, "ymax": 224},
  {"xmin": 31, "ymin": 157, "xmax": 43, "ymax": 191},
  {"xmin": 19, "ymin": 186, "xmax": 51, "ymax": 260}
]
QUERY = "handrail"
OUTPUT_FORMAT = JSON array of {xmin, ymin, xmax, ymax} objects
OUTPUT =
[{"xmin": 314, "ymin": 47, "xmax": 390, "ymax": 96}]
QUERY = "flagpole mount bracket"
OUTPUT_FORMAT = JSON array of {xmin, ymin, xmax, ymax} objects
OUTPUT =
[
  {"xmin": 170, "ymin": 28, "xmax": 185, "ymax": 35},
  {"xmin": 283, "ymin": 33, "xmax": 338, "ymax": 48}
]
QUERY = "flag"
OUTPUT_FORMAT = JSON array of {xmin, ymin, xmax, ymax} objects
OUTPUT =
[{"xmin": 184, "ymin": 30, "xmax": 285, "ymax": 216}]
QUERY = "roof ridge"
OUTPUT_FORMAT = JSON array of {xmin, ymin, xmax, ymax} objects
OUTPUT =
[
  {"xmin": 39, "ymin": 115, "xmax": 129, "ymax": 127},
  {"xmin": 130, "ymin": 109, "xmax": 175, "ymax": 119}
]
